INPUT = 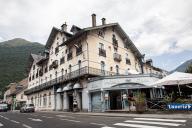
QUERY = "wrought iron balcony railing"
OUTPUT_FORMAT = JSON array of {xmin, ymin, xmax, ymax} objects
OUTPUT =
[
  {"xmin": 24, "ymin": 66, "xmax": 115, "ymax": 95},
  {"xmin": 99, "ymin": 48, "xmax": 106, "ymax": 57},
  {"xmin": 113, "ymin": 53, "xmax": 122, "ymax": 62}
]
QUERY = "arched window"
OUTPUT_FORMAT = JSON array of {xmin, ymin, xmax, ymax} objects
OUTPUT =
[
  {"xmin": 116, "ymin": 65, "xmax": 119, "ymax": 75},
  {"xmin": 39, "ymin": 94, "xmax": 42, "ymax": 107},
  {"xmin": 61, "ymin": 68, "xmax": 64, "ymax": 79},
  {"xmin": 31, "ymin": 97, "xmax": 34, "ymax": 104},
  {"xmin": 55, "ymin": 71, "xmax": 57, "ymax": 81},
  {"xmin": 101, "ymin": 61, "xmax": 105, "ymax": 75},
  {"xmin": 43, "ymin": 94, "xmax": 47, "ymax": 107},
  {"xmin": 48, "ymin": 92, "xmax": 51, "ymax": 106}
]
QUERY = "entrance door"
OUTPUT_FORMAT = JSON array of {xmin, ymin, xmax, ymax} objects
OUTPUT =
[
  {"xmin": 110, "ymin": 91, "xmax": 122, "ymax": 110},
  {"xmin": 91, "ymin": 92, "xmax": 102, "ymax": 112},
  {"xmin": 68, "ymin": 93, "xmax": 73, "ymax": 111}
]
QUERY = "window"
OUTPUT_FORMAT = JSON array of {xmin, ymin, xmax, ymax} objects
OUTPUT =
[
  {"xmin": 99, "ymin": 43, "xmax": 104, "ymax": 49},
  {"xmin": 67, "ymin": 47, "xmax": 73, "ymax": 60},
  {"xmin": 45, "ymin": 77, "xmax": 47, "ymax": 82},
  {"xmin": 44, "ymin": 66, "xmax": 48, "ymax": 73},
  {"xmin": 78, "ymin": 60, "xmax": 81, "ymax": 74},
  {"xmin": 33, "ymin": 65, "xmax": 35, "ymax": 70},
  {"xmin": 99, "ymin": 43, "xmax": 106, "ymax": 57},
  {"xmin": 78, "ymin": 60, "xmax": 81, "ymax": 69},
  {"xmin": 48, "ymin": 92, "xmax": 51, "ymax": 106},
  {"xmin": 110, "ymin": 66, "xmax": 113, "ymax": 71},
  {"xmin": 116, "ymin": 65, "xmax": 119, "ymax": 75},
  {"xmin": 76, "ymin": 43, "xmax": 82, "ymax": 56},
  {"xmin": 55, "ymin": 47, "xmax": 59, "ymax": 54},
  {"xmin": 50, "ymin": 74, "xmax": 52, "ymax": 80},
  {"xmin": 55, "ymin": 71, "xmax": 57, "ymax": 79},
  {"xmin": 31, "ymin": 97, "xmax": 34, "ymax": 104},
  {"xmin": 43, "ymin": 94, "xmax": 47, "ymax": 107},
  {"xmin": 69, "ymin": 65, "xmax": 72, "ymax": 73},
  {"xmin": 60, "ymin": 57, "xmax": 65, "ymax": 65},
  {"xmin": 61, "ymin": 69, "xmax": 64, "ymax": 77},
  {"xmin": 101, "ymin": 61, "xmax": 105, "ymax": 74},
  {"xmin": 21, "ymin": 94, "xmax": 23, "ymax": 99},
  {"xmin": 98, "ymin": 30, "xmax": 104, "ymax": 38}
]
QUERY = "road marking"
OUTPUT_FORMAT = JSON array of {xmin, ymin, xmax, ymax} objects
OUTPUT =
[
  {"xmin": 125, "ymin": 120, "xmax": 181, "ymax": 126},
  {"xmin": 101, "ymin": 126, "xmax": 115, "ymax": 128},
  {"xmin": 23, "ymin": 124, "xmax": 32, "ymax": 128},
  {"xmin": 0, "ymin": 123, "xmax": 3, "ymax": 127},
  {"xmin": 10, "ymin": 120, "xmax": 20, "ymax": 124},
  {"xmin": 90, "ymin": 122, "xmax": 106, "ymax": 126},
  {"xmin": 60, "ymin": 119, "xmax": 80, "ymax": 123},
  {"xmin": 114, "ymin": 123, "xmax": 166, "ymax": 128},
  {"xmin": 56, "ymin": 115, "xmax": 75, "ymax": 118},
  {"xmin": 134, "ymin": 118, "xmax": 186, "ymax": 123},
  {"xmin": 28, "ymin": 118, "xmax": 42, "ymax": 122},
  {"xmin": 41, "ymin": 116, "xmax": 53, "ymax": 118}
]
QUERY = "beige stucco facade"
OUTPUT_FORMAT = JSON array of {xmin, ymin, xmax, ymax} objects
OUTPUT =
[{"xmin": 26, "ymin": 15, "xmax": 165, "ymax": 111}]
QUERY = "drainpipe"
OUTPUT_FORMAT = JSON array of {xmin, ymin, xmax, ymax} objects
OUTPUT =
[{"xmin": 86, "ymin": 33, "xmax": 89, "ymax": 74}]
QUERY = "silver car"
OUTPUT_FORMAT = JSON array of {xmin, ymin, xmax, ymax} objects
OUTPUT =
[{"xmin": 20, "ymin": 104, "xmax": 35, "ymax": 113}]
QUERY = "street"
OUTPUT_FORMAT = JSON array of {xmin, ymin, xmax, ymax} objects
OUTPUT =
[{"xmin": 0, "ymin": 111, "xmax": 191, "ymax": 128}]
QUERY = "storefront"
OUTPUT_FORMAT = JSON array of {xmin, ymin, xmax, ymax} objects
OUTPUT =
[
  {"xmin": 55, "ymin": 82, "xmax": 83, "ymax": 111},
  {"xmin": 88, "ymin": 74, "xmax": 162, "ymax": 112}
]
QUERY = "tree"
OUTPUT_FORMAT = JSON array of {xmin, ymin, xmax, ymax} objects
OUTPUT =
[{"xmin": 185, "ymin": 64, "xmax": 192, "ymax": 73}]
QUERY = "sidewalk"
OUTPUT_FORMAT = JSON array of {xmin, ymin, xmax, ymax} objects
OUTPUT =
[{"xmin": 39, "ymin": 111, "xmax": 192, "ymax": 119}]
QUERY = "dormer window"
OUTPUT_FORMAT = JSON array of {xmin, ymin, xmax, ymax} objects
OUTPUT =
[
  {"xmin": 112, "ymin": 34, "xmax": 118, "ymax": 49},
  {"xmin": 76, "ymin": 42, "xmax": 82, "ymax": 56},
  {"xmin": 98, "ymin": 30, "xmax": 104, "ymax": 38}
]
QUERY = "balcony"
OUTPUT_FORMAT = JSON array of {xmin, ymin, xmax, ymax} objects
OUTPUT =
[
  {"xmin": 52, "ymin": 60, "xmax": 58, "ymax": 69},
  {"xmin": 113, "ymin": 53, "xmax": 122, "ymax": 62},
  {"xmin": 113, "ymin": 39, "xmax": 118, "ymax": 48},
  {"xmin": 24, "ymin": 67, "xmax": 115, "ymax": 95},
  {"xmin": 67, "ymin": 52, "xmax": 73, "ymax": 61},
  {"xmin": 99, "ymin": 48, "xmax": 106, "ymax": 57}
]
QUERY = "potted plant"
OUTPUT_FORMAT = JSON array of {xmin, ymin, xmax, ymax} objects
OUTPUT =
[{"xmin": 135, "ymin": 92, "xmax": 146, "ymax": 113}]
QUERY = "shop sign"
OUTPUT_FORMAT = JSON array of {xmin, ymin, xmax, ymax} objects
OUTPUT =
[
  {"xmin": 104, "ymin": 93, "xmax": 109, "ymax": 100},
  {"xmin": 167, "ymin": 103, "xmax": 192, "ymax": 110}
]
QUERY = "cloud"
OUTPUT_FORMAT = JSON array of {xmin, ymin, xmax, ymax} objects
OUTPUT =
[{"xmin": 0, "ymin": 0, "xmax": 191, "ymax": 58}]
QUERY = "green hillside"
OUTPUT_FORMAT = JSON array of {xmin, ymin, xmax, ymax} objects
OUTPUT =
[{"xmin": 0, "ymin": 38, "xmax": 44, "ymax": 97}]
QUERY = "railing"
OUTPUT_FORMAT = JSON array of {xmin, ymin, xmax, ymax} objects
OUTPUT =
[
  {"xmin": 24, "ymin": 67, "xmax": 115, "ymax": 95},
  {"xmin": 113, "ymin": 53, "xmax": 122, "ymax": 62},
  {"xmin": 99, "ymin": 48, "xmax": 106, "ymax": 57}
]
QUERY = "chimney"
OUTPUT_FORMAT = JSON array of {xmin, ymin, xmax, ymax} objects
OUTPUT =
[
  {"xmin": 101, "ymin": 18, "xmax": 106, "ymax": 25},
  {"xmin": 61, "ymin": 22, "xmax": 67, "ymax": 32},
  {"xmin": 91, "ymin": 13, "xmax": 96, "ymax": 27}
]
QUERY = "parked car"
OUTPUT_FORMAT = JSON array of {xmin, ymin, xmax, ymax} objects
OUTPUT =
[
  {"xmin": 0, "ymin": 103, "xmax": 8, "ymax": 112},
  {"xmin": 20, "ymin": 104, "xmax": 35, "ymax": 113}
]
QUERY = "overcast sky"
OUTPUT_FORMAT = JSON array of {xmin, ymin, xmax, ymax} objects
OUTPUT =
[{"xmin": 0, "ymin": 0, "xmax": 192, "ymax": 71}]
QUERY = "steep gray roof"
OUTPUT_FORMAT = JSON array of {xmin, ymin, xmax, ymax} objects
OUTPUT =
[
  {"xmin": 45, "ymin": 27, "xmax": 72, "ymax": 49},
  {"xmin": 60, "ymin": 23, "xmax": 143, "ymax": 58},
  {"xmin": 31, "ymin": 53, "xmax": 45, "ymax": 63}
]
